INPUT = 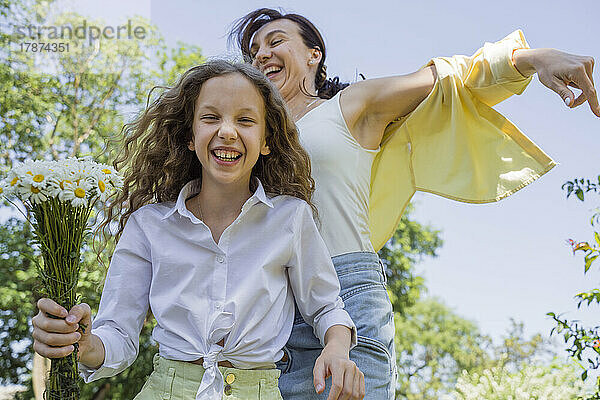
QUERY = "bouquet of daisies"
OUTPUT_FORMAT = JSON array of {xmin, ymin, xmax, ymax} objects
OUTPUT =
[{"xmin": 0, "ymin": 156, "xmax": 123, "ymax": 400}]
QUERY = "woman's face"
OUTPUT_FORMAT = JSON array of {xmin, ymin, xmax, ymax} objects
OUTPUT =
[
  {"xmin": 188, "ymin": 73, "xmax": 270, "ymax": 190},
  {"xmin": 250, "ymin": 19, "xmax": 321, "ymax": 100}
]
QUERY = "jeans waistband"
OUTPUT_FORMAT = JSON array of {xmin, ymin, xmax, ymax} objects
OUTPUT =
[{"xmin": 331, "ymin": 251, "xmax": 387, "ymax": 283}]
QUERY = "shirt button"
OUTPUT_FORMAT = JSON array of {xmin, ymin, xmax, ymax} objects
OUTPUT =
[
  {"xmin": 216, "ymin": 256, "xmax": 225, "ymax": 263},
  {"xmin": 224, "ymin": 384, "xmax": 232, "ymax": 396}
]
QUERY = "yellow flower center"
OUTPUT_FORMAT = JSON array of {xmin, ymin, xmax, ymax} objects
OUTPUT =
[
  {"xmin": 0, "ymin": 187, "xmax": 3, "ymax": 194},
  {"xmin": 33, "ymin": 174, "xmax": 44, "ymax": 183},
  {"xmin": 59, "ymin": 180, "xmax": 72, "ymax": 190},
  {"xmin": 102, "ymin": 169, "xmax": 112, "ymax": 174},
  {"xmin": 26, "ymin": 171, "xmax": 33, "ymax": 175},
  {"xmin": 98, "ymin": 180, "xmax": 106, "ymax": 192},
  {"xmin": 31, "ymin": 186, "xmax": 40, "ymax": 194},
  {"xmin": 11, "ymin": 177, "xmax": 18, "ymax": 186},
  {"xmin": 74, "ymin": 188, "xmax": 86, "ymax": 198}
]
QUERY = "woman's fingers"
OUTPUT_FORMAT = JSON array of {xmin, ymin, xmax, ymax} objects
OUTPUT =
[
  {"xmin": 545, "ymin": 75, "xmax": 575, "ymax": 108},
  {"xmin": 573, "ymin": 65, "xmax": 599, "ymax": 115}
]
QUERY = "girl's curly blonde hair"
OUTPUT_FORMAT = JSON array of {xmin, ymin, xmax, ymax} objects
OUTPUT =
[{"xmin": 93, "ymin": 60, "xmax": 316, "ymax": 259}]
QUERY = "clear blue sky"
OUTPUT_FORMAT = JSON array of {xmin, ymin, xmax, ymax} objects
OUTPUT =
[{"xmin": 40, "ymin": 0, "xmax": 600, "ymax": 344}]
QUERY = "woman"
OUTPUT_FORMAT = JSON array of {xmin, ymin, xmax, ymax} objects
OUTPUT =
[{"xmin": 230, "ymin": 8, "xmax": 598, "ymax": 399}]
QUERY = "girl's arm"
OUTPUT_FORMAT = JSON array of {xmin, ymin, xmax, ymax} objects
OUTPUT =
[
  {"xmin": 313, "ymin": 325, "xmax": 365, "ymax": 399},
  {"xmin": 287, "ymin": 201, "xmax": 363, "ymax": 399},
  {"xmin": 339, "ymin": 31, "xmax": 598, "ymax": 150},
  {"xmin": 77, "ymin": 211, "xmax": 152, "ymax": 382}
]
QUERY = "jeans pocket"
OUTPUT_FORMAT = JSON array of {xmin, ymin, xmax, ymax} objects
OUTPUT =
[
  {"xmin": 355, "ymin": 335, "xmax": 393, "ymax": 375},
  {"xmin": 161, "ymin": 367, "xmax": 176, "ymax": 400}
]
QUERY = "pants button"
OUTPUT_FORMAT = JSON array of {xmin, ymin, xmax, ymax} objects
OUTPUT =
[{"xmin": 224, "ymin": 384, "xmax": 232, "ymax": 396}]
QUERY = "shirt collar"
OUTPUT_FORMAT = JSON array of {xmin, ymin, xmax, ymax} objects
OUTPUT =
[{"xmin": 161, "ymin": 177, "xmax": 274, "ymax": 221}]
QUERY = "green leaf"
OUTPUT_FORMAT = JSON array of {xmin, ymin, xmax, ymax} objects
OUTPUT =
[
  {"xmin": 584, "ymin": 255, "xmax": 598, "ymax": 273},
  {"xmin": 576, "ymin": 189, "xmax": 584, "ymax": 201},
  {"xmin": 581, "ymin": 370, "xmax": 588, "ymax": 381}
]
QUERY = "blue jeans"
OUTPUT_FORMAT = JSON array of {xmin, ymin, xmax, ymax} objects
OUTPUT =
[{"xmin": 277, "ymin": 251, "xmax": 397, "ymax": 399}]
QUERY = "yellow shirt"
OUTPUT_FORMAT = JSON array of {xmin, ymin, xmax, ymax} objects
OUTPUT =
[{"xmin": 369, "ymin": 30, "xmax": 557, "ymax": 252}]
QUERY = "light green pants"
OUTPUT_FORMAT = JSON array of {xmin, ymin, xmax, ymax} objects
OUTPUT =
[{"xmin": 134, "ymin": 353, "xmax": 283, "ymax": 400}]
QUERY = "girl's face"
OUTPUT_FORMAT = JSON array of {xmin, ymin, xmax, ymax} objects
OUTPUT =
[
  {"xmin": 188, "ymin": 73, "xmax": 270, "ymax": 190},
  {"xmin": 250, "ymin": 19, "xmax": 321, "ymax": 99}
]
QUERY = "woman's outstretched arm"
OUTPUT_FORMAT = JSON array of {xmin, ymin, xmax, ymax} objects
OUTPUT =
[{"xmin": 339, "ymin": 34, "xmax": 597, "ymax": 150}]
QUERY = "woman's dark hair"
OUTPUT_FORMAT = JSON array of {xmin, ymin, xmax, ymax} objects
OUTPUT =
[{"xmin": 229, "ymin": 8, "xmax": 349, "ymax": 99}]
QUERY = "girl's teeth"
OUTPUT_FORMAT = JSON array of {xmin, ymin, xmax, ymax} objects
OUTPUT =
[{"xmin": 214, "ymin": 150, "xmax": 240, "ymax": 161}]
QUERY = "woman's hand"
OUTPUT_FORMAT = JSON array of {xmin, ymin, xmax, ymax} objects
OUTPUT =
[
  {"xmin": 31, "ymin": 298, "xmax": 97, "ymax": 365},
  {"xmin": 313, "ymin": 325, "xmax": 365, "ymax": 400},
  {"xmin": 514, "ymin": 48, "xmax": 599, "ymax": 117}
]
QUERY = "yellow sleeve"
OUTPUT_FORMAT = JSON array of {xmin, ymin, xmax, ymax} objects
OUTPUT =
[
  {"xmin": 440, "ymin": 29, "xmax": 533, "ymax": 107},
  {"xmin": 369, "ymin": 30, "xmax": 557, "ymax": 252}
]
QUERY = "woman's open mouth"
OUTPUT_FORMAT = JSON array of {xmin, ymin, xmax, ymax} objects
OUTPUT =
[{"xmin": 264, "ymin": 65, "xmax": 283, "ymax": 80}]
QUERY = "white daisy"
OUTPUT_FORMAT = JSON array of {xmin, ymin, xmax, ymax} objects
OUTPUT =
[
  {"xmin": 47, "ymin": 178, "xmax": 73, "ymax": 201},
  {"xmin": 98, "ymin": 165, "xmax": 123, "ymax": 188},
  {"xmin": 86, "ymin": 173, "xmax": 110, "ymax": 202},
  {"xmin": 61, "ymin": 179, "xmax": 92, "ymax": 208},
  {"xmin": 27, "ymin": 183, "xmax": 47, "ymax": 204}
]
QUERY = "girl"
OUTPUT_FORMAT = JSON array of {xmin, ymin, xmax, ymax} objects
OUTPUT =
[
  {"xmin": 31, "ymin": 60, "xmax": 365, "ymax": 400},
  {"xmin": 230, "ymin": 8, "xmax": 598, "ymax": 400}
]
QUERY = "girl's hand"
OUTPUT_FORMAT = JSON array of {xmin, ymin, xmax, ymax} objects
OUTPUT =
[
  {"xmin": 32, "ymin": 298, "xmax": 92, "ymax": 361},
  {"xmin": 514, "ymin": 48, "xmax": 599, "ymax": 117},
  {"xmin": 313, "ymin": 342, "xmax": 365, "ymax": 400}
]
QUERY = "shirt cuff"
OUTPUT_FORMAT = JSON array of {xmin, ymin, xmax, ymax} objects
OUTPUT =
[
  {"xmin": 314, "ymin": 309, "xmax": 357, "ymax": 350},
  {"xmin": 77, "ymin": 327, "xmax": 126, "ymax": 383},
  {"xmin": 484, "ymin": 29, "xmax": 533, "ymax": 91}
]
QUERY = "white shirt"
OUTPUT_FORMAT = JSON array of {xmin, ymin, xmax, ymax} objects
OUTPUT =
[{"xmin": 78, "ymin": 177, "xmax": 356, "ymax": 399}]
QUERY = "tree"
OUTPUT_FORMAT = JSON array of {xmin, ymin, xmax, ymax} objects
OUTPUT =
[
  {"xmin": 445, "ymin": 361, "xmax": 590, "ymax": 400},
  {"xmin": 547, "ymin": 176, "xmax": 600, "ymax": 399},
  {"xmin": 0, "ymin": 2, "xmax": 205, "ymax": 398},
  {"xmin": 378, "ymin": 204, "xmax": 443, "ymax": 313},
  {"xmin": 394, "ymin": 298, "xmax": 492, "ymax": 399},
  {"xmin": 394, "ymin": 301, "xmax": 554, "ymax": 399}
]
